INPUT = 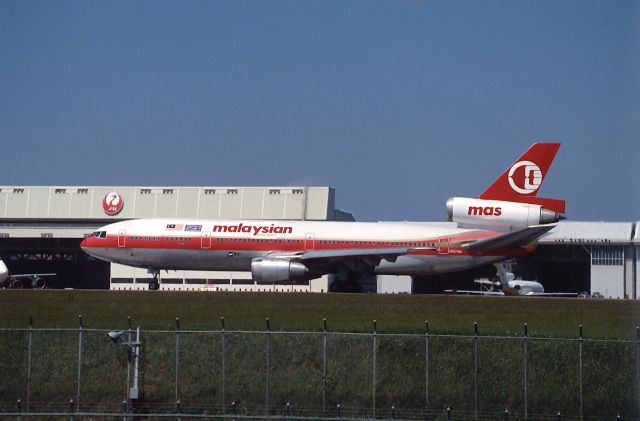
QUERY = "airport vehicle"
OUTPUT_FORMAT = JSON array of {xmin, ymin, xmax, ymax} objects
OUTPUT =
[
  {"xmin": 81, "ymin": 143, "xmax": 565, "ymax": 291},
  {"xmin": 0, "ymin": 259, "xmax": 55, "ymax": 289},
  {"xmin": 446, "ymin": 263, "xmax": 576, "ymax": 296}
]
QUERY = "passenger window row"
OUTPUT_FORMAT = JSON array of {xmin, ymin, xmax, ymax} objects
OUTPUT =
[
  {"xmin": 216, "ymin": 238, "xmax": 300, "ymax": 244},
  {"xmin": 318, "ymin": 240, "xmax": 437, "ymax": 247}
]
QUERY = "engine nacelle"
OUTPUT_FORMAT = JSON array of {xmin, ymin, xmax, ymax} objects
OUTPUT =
[
  {"xmin": 446, "ymin": 197, "xmax": 564, "ymax": 229},
  {"xmin": 251, "ymin": 258, "xmax": 310, "ymax": 284}
]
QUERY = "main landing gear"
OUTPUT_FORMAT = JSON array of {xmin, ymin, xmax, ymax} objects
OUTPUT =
[
  {"xmin": 329, "ymin": 269, "xmax": 364, "ymax": 293},
  {"xmin": 148, "ymin": 268, "xmax": 160, "ymax": 291}
]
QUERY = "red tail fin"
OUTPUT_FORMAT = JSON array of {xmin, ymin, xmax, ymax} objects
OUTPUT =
[{"xmin": 479, "ymin": 143, "xmax": 565, "ymax": 214}]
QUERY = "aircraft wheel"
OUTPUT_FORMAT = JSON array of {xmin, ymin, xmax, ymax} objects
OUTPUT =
[{"xmin": 149, "ymin": 279, "xmax": 160, "ymax": 291}]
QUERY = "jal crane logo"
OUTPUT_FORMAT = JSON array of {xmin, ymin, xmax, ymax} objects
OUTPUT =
[
  {"xmin": 102, "ymin": 192, "xmax": 124, "ymax": 215},
  {"xmin": 508, "ymin": 161, "xmax": 542, "ymax": 195}
]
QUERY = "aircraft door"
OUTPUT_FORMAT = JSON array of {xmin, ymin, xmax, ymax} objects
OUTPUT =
[
  {"xmin": 118, "ymin": 230, "xmax": 127, "ymax": 248},
  {"xmin": 305, "ymin": 233, "xmax": 315, "ymax": 250},
  {"xmin": 201, "ymin": 233, "xmax": 211, "ymax": 249},
  {"xmin": 438, "ymin": 237, "xmax": 449, "ymax": 254}
]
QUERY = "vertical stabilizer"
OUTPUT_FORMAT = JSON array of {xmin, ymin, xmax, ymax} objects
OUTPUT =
[{"xmin": 479, "ymin": 143, "xmax": 565, "ymax": 214}]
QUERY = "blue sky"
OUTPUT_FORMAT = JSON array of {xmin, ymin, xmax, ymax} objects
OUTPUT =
[{"xmin": 1, "ymin": 1, "xmax": 638, "ymax": 222}]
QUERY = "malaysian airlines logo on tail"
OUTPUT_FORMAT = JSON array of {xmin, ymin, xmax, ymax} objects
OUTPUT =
[
  {"xmin": 479, "ymin": 143, "xmax": 565, "ymax": 213},
  {"xmin": 508, "ymin": 161, "xmax": 542, "ymax": 194}
]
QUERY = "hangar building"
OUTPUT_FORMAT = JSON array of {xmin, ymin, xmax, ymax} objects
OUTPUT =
[{"xmin": 0, "ymin": 185, "xmax": 636, "ymax": 298}]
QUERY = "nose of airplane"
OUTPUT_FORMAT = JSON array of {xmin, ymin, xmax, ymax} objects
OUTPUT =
[{"xmin": 80, "ymin": 237, "xmax": 90, "ymax": 251}]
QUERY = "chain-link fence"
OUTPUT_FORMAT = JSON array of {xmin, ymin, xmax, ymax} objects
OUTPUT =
[{"xmin": 0, "ymin": 318, "xmax": 638, "ymax": 420}]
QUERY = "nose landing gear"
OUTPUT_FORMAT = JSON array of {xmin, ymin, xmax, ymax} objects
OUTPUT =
[{"xmin": 148, "ymin": 268, "xmax": 160, "ymax": 291}]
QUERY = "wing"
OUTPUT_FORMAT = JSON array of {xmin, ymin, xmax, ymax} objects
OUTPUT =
[
  {"xmin": 463, "ymin": 225, "xmax": 556, "ymax": 252},
  {"xmin": 522, "ymin": 292, "xmax": 578, "ymax": 297},
  {"xmin": 296, "ymin": 247, "xmax": 408, "ymax": 262},
  {"xmin": 10, "ymin": 273, "xmax": 56, "ymax": 279},
  {"xmin": 270, "ymin": 248, "xmax": 410, "ymax": 273},
  {"xmin": 444, "ymin": 289, "xmax": 505, "ymax": 296}
]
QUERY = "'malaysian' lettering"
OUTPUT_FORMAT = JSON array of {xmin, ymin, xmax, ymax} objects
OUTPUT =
[{"xmin": 212, "ymin": 223, "xmax": 293, "ymax": 236}]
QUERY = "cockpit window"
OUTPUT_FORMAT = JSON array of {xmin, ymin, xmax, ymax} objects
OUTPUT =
[{"xmin": 92, "ymin": 231, "xmax": 107, "ymax": 238}]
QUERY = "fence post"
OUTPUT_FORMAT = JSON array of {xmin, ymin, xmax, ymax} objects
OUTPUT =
[
  {"xmin": 17, "ymin": 398, "xmax": 21, "ymax": 421},
  {"xmin": 126, "ymin": 317, "xmax": 132, "ymax": 405},
  {"xmin": 69, "ymin": 399, "xmax": 74, "ymax": 421},
  {"xmin": 425, "ymin": 321, "xmax": 429, "ymax": 409},
  {"xmin": 175, "ymin": 317, "xmax": 180, "ymax": 404},
  {"xmin": 636, "ymin": 326, "xmax": 639, "ymax": 421},
  {"xmin": 221, "ymin": 316, "xmax": 226, "ymax": 414},
  {"xmin": 372, "ymin": 319, "xmax": 377, "ymax": 417},
  {"xmin": 26, "ymin": 316, "xmax": 32, "ymax": 412},
  {"xmin": 76, "ymin": 315, "xmax": 83, "ymax": 411},
  {"xmin": 265, "ymin": 317, "xmax": 271, "ymax": 415},
  {"xmin": 473, "ymin": 322, "xmax": 478, "ymax": 421},
  {"xmin": 323, "ymin": 318, "xmax": 328, "ymax": 416},
  {"xmin": 523, "ymin": 323, "xmax": 528, "ymax": 421},
  {"xmin": 579, "ymin": 325, "xmax": 583, "ymax": 421},
  {"xmin": 122, "ymin": 400, "xmax": 127, "ymax": 421},
  {"xmin": 232, "ymin": 401, "xmax": 237, "ymax": 421},
  {"xmin": 336, "ymin": 403, "xmax": 341, "ymax": 419}
]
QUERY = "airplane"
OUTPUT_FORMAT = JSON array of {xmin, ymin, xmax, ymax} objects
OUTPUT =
[
  {"xmin": 81, "ymin": 142, "xmax": 566, "ymax": 291},
  {"xmin": 445, "ymin": 263, "xmax": 577, "ymax": 296},
  {"xmin": 0, "ymin": 259, "xmax": 56, "ymax": 289}
]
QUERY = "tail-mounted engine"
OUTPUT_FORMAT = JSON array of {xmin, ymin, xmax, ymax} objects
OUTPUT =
[
  {"xmin": 446, "ymin": 197, "xmax": 564, "ymax": 229},
  {"xmin": 251, "ymin": 258, "xmax": 310, "ymax": 284}
]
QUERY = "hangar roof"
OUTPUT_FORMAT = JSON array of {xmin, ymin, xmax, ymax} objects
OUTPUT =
[{"xmin": 539, "ymin": 221, "xmax": 634, "ymax": 245}]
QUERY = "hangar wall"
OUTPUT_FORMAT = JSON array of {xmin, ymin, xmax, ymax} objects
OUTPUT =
[
  {"xmin": 536, "ymin": 222, "xmax": 635, "ymax": 299},
  {"xmin": 0, "ymin": 186, "xmax": 337, "ymax": 221}
]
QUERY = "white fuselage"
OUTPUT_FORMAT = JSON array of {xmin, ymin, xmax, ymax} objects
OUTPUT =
[
  {"xmin": 81, "ymin": 218, "xmax": 526, "ymax": 278},
  {"xmin": 508, "ymin": 280, "xmax": 546, "ymax": 295}
]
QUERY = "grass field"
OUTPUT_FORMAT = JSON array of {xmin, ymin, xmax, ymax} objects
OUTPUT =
[
  {"xmin": 0, "ymin": 290, "xmax": 638, "ymax": 338},
  {"xmin": 1, "ymin": 290, "xmax": 639, "ymax": 418}
]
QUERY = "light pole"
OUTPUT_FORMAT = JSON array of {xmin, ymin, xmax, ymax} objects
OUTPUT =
[{"xmin": 107, "ymin": 327, "xmax": 142, "ymax": 401}]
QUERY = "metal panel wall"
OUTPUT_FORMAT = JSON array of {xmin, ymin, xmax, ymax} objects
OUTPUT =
[
  {"xmin": 239, "ymin": 188, "xmax": 265, "ymax": 219},
  {"xmin": 175, "ymin": 188, "xmax": 200, "ymax": 218},
  {"xmin": 0, "ymin": 186, "xmax": 333, "ymax": 221},
  {"xmin": 591, "ymin": 266, "xmax": 625, "ymax": 298}
]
